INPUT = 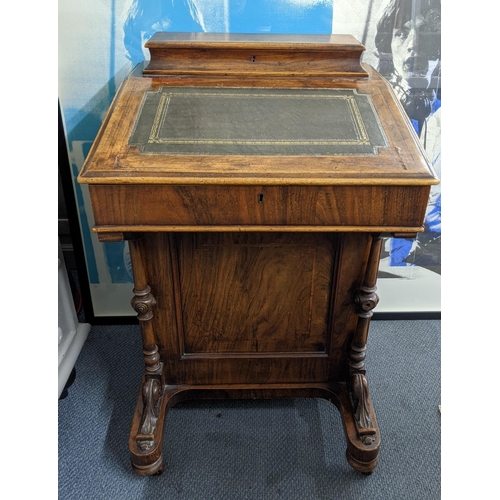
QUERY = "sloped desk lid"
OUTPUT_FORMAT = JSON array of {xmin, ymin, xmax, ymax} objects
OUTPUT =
[
  {"xmin": 79, "ymin": 34, "xmax": 438, "ymax": 187},
  {"xmin": 129, "ymin": 87, "xmax": 387, "ymax": 156}
]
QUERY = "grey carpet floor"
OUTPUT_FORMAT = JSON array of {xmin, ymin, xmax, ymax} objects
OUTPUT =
[{"xmin": 58, "ymin": 319, "xmax": 440, "ymax": 499}]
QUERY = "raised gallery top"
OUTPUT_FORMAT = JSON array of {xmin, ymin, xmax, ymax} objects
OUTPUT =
[{"xmin": 142, "ymin": 32, "xmax": 369, "ymax": 77}]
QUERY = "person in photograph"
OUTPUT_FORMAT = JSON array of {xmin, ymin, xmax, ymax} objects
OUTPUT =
[
  {"xmin": 374, "ymin": 0, "xmax": 441, "ymax": 138},
  {"xmin": 374, "ymin": 0, "xmax": 441, "ymax": 272}
]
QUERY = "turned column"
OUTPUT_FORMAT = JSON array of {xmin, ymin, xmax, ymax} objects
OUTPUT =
[
  {"xmin": 348, "ymin": 233, "xmax": 383, "ymax": 444},
  {"xmin": 128, "ymin": 235, "xmax": 164, "ymax": 453}
]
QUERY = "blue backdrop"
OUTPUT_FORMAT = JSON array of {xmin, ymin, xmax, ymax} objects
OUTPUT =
[{"xmin": 59, "ymin": 0, "xmax": 440, "ymax": 315}]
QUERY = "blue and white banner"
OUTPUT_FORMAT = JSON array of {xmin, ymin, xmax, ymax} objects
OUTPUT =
[{"xmin": 59, "ymin": 0, "xmax": 440, "ymax": 315}]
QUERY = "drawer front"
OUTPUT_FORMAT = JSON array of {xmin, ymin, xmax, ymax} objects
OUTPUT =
[{"xmin": 89, "ymin": 184, "xmax": 430, "ymax": 230}]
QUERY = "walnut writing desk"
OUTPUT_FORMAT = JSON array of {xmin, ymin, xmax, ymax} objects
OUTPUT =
[{"xmin": 78, "ymin": 33, "xmax": 438, "ymax": 476}]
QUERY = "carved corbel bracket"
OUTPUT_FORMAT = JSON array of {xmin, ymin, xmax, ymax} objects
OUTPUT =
[
  {"xmin": 350, "ymin": 373, "xmax": 376, "ymax": 445},
  {"xmin": 136, "ymin": 375, "xmax": 163, "ymax": 451}
]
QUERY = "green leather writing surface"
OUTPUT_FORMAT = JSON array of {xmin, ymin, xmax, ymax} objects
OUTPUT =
[{"xmin": 129, "ymin": 87, "xmax": 388, "ymax": 155}]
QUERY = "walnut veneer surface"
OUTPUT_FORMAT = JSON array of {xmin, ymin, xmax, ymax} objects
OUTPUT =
[{"xmin": 78, "ymin": 32, "xmax": 438, "ymax": 476}]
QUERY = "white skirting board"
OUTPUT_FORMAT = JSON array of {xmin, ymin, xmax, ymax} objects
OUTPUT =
[{"xmin": 58, "ymin": 240, "xmax": 91, "ymax": 398}]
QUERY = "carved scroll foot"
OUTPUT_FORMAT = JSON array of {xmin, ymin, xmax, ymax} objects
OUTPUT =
[
  {"xmin": 344, "ymin": 375, "xmax": 380, "ymax": 473},
  {"xmin": 330, "ymin": 381, "xmax": 380, "ymax": 474},
  {"xmin": 129, "ymin": 383, "xmax": 187, "ymax": 476},
  {"xmin": 129, "ymin": 374, "xmax": 166, "ymax": 476}
]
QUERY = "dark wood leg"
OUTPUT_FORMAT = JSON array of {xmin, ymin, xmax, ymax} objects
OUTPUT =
[
  {"xmin": 345, "ymin": 233, "xmax": 383, "ymax": 473},
  {"xmin": 128, "ymin": 236, "xmax": 167, "ymax": 476}
]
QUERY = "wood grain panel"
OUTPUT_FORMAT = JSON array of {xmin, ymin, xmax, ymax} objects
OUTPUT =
[
  {"xmin": 139, "ymin": 232, "xmax": 369, "ymax": 385},
  {"xmin": 176, "ymin": 233, "xmax": 337, "ymax": 354},
  {"xmin": 89, "ymin": 184, "xmax": 431, "ymax": 229}
]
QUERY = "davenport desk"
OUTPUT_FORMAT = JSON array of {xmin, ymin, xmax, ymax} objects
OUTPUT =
[{"xmin": 78, "ymin": 33, "xmax": 438, "ymax": 476}]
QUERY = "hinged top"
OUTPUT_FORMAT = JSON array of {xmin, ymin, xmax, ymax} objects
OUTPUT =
[
  {"xmin": 78, "ymin": 33, "xmax": 439, "ymax": 187},
  {"xmin": 145, "ymin": 32, "xmax": 365, "ymax": 50}
]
